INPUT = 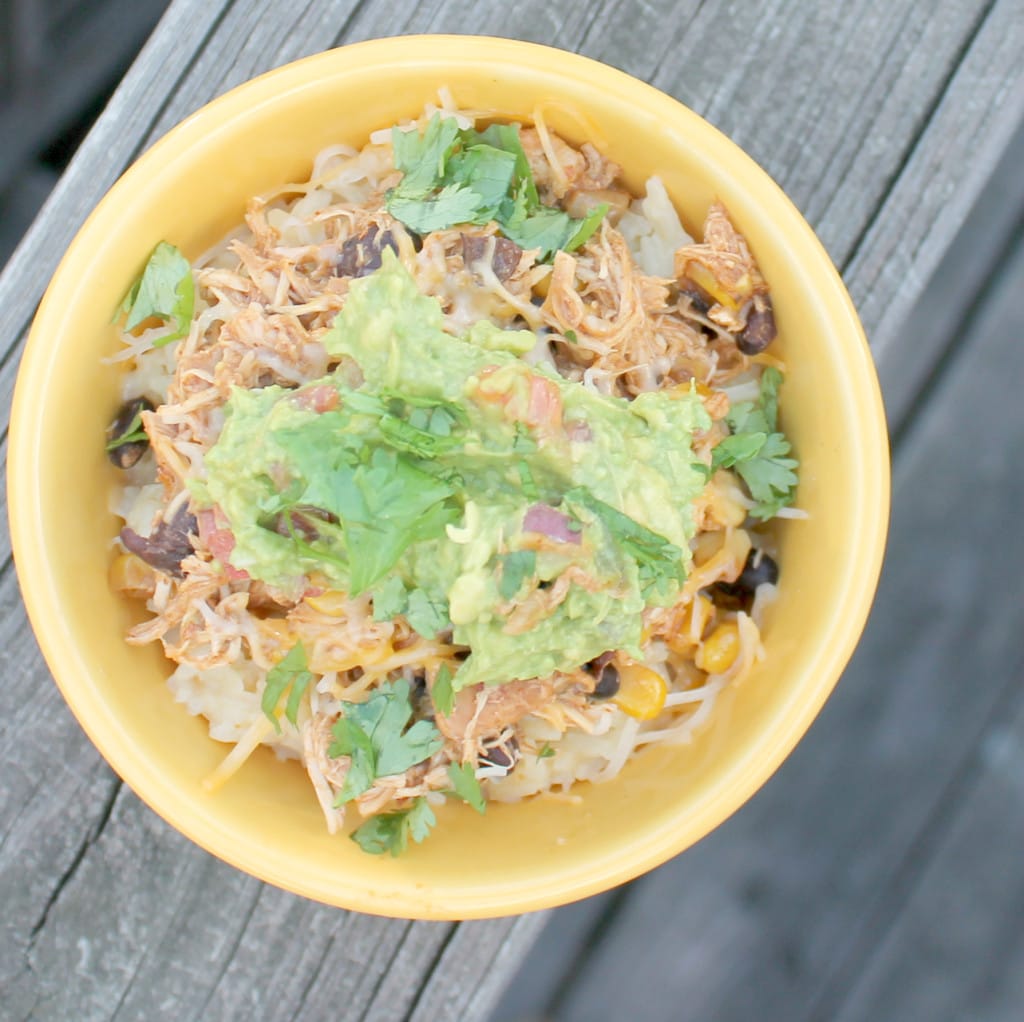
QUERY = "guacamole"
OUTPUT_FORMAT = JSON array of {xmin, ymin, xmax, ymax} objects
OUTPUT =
[{"xmin": 203, "ymin": 255, "xmax": 710, "ymax": 690}]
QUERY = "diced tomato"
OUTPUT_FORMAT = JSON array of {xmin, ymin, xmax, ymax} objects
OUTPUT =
[
  {"xmin": 197, "ymin": 506, "xmax": 249, "ymax": 581},
  {"xmin": 292, "ymin": 385, "xmax": 339, "ymax": 413},
  {"xmin": 527, "ymin": 375, "xmax": 563, "ymax": 431},
  {"xmin": 473, "ymin": 365, "xmax": 563, "ymax": 432}
]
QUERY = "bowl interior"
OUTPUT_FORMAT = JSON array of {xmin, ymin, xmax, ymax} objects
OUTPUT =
[{"xmin": 9, "ymin": 37, "xmax": 888, "ymax": 918}]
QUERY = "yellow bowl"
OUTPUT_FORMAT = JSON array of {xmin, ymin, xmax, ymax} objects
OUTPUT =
[{"xmin": 7, "ymin": 37, "xmax": 888, "ymax": 919}]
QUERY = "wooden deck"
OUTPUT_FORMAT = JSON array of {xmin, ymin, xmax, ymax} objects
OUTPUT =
[{"xmin": 1, "ymin": 1, "xmax": 1023, "ymax": 1020}]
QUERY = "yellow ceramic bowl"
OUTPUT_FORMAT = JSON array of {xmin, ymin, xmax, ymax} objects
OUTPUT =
[{"xmin": 8, "ymin": 37, "xmax": 888, "ymax": 919}]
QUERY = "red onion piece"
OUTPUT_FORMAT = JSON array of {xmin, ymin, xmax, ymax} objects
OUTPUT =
[{"xmin": 523, "ymin": 504, "xmax": 582, "ymax": 544}]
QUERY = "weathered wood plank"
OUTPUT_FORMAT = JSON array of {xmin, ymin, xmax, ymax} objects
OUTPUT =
[
  {"xmin": 879, "ymin": 117, "xmax": 1024, "ymax": 434},
  {"xmin": 834, "ymin": 694, "xmax": 1024, "ymax": 1022},
  {"xmin": 509, "ymin": 190, "xmax": 1024, "ymax": 1022},
  {"xmin": 845, "ymin": 0, "xmax": 1024, "ymax": 362}
]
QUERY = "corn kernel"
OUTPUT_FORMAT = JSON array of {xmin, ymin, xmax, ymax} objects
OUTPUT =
[
  {"xmin": 109, "ymin": 552, "xmax": 157, "ymax": 598},
  {"xmin": 303, "ymin": 590, "xmax": 351, "ymax": 616},
  {"xmin": 612, "ymin": 662, "xmax": 668, "ymax": 720},
  {"xmin": 695, "ymin": 621, "xmax": 741, "ymax": 674}
]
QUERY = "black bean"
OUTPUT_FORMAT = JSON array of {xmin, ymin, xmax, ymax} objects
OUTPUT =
[
  {"xmin": 461, "ymin": 234, "xmax": 523, "ymax": 281},
  {"xmin": 714, "ymin": 548, "xmax": 780, "ymax": 605},
  {"xmin": 677, "ymin": 277, "xmax": 713, "ymax": 315},
  {"xmin": 592, "ymin": 663, "xmax": 620, "ymax": 699},
  {"xmin": 335, "ymin": 224, "xmax": 399, "ymax": 278},
  {"xmin": 106, "ymin": 397, "xmax": 154, "ymax": 469},
  {"xmin": 480, "ymin": 737, "xmax": 519, "ymax": 772},
  {"xmin": 120, "ymin": 501, "xmax": 197, "ymax": 578},
  {"xmin": 738, "ymin": 293, "xmax": 776, "ymax": 354}
]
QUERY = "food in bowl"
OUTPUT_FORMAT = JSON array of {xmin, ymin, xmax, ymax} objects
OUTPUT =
[{"xmin": 105, "ymin": 93, "xmax": 799, "ymax": 856}]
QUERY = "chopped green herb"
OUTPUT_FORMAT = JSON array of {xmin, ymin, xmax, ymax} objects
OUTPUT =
[
  {"xmin": 405, "ymin": 587, "xmax": 450, "ymax": 638},
  {"xmin": 447, "ymin": 762, "xmax": 487, "ymax": 814},
  {"xmin": 104, "ymin": 411, "xmax": 147, "ymax": 451},
  {"xmin": 350, "ymin": 796, "xmax": 436, "ymax": 856},
  {"xmin": 386, "ymin": 114, "xmax": 609, "ymax": 260},
  {"xmin": 563, "ymin": 330, "xmax": 578, "ymax": 344},
  {"xmin": 712, "ymin": 367, "xmax": 798, "ymax": 519},
  {"xmin": 371, "ymin": 577, "xmax": 448, "ymax": 638},
  {"xmin": 538, "ymin": 743, "xmax": 555, "ymax": 759},
  {"xmin": 498, "ymin": 550, "xmax": 537, "ymax": 601},
  {"xmin": 282, "ymin": 443, "xmax": 460, "ymax": 594},
  {"xmin": 566, "ymin": 487, "xmax": 685, "ymax": 601},
  {"xmin": 329, "ymin": 679, "xmax": 444, "ymax": 804},
  {"xmin": 431, "ymin": 664, "xmax": 455, "ymax": 717},
  {"xmin": 511, "ymin": 421, "xmax": 537, "ymax": 454},
  {"xmin": 565, "ymin": 202, "xmax": 609, "ymax": 250},
  {"xmin": 261, "ymin": 642, "xmax": 314, "ymax": 730},
  {"xmin": 372, "ymin": 575, "xmax": 408, "ymax": 620},
  {"xmin": 116, "ymin": 241, "xmax": 194, "ymax": 346},
  {"xmin": 516, "ymin": 459, "xmax": 540, "ymax": 501}
]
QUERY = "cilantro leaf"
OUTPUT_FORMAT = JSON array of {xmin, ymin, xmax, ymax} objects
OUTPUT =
[
  {"xmin": 350, "ymin": 796, "xmax": 436, "ymax": 856},
  {"xmin": 386, "ymin": 184, "xmax": 485, "ymax": 234},
  {"xmin": 104, "ymin": 410, "xmax": 147, "ymax": 451},
  {"xmin": 566, "ymin": 202, "xmax": 609, "ymax": 250},
  {"xmin": 378, "ymin": 412, "xmax": 463, "ymax": 458},
  {"xmin": 372, "ymin": 575, "xmax": 408, "ymax": 620},
  {"xmin": 498, "ymin": 550, "xmax": 537, "ymax": 601},
  {"xmin": 711, "ymin": 431, "xmax": 768, "ymax": 469},
  {"xmin": 432, "ymin": 664, "xmax": 455, "ymax": 717},
  {"xmin": 448, "ymin": 144, "xmax": 517, "ymax": 216},
  {"xmin": 117, "ymin": 241, "xmax": 194, "ymax": 346},
  {"xmin": 391, "ymin": 116, "xmax": 461, "ymax": 196},
  {"xmin": 371, "ymin": 576, "xmax": 448, "ymax": 638},
  {"xmin": 447, "ymin": 762, "xmax": 487, "ymax": 814},
  {"xmin": 385, "ymin": 114, "xmax": 609, "ymax": 260},
  {"xmin": 713, "ymin": 368, "xmax": 798, "ymax": 520},
  {"xmin": 735, "ymin": 433, "xmax": 799, "ymax": 520},
  {"xmin": 566, "ymin": 487, "xmax": 686, "ymax": 601},
  {"xmin": 405, "ymin": 587, "xmax": 451, "ymax": 638},
  {"xmin": 329, "ymin": 679, "xmax": 443, "ymax": 804},
  {"xmin": 538, "ymin": 743, "xmax": 555, "ymax": 759},
  {"xmin": 516, "ymin": 459, "xmax": 540, "ymax": 500},
  {"xmin": 261, "ymin": 642, "xmax": 314, "ymax": 730}
]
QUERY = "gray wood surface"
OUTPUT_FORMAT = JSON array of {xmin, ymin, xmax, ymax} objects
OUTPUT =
[{"xmin": 1, "ymin": 0, "xmax": 1022, "ymax": 1019}]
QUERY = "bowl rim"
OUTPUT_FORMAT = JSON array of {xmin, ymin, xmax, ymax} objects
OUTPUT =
[{"xmin": 7, "ymin": 35, "xmax": 890, "ymax": 919}]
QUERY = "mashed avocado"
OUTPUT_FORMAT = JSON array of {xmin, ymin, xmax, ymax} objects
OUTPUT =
[{"xmin": 204, "ymin": 255, "xmax": 710, "ymax": 689}]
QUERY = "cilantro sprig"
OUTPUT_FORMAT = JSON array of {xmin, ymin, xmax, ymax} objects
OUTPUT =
[
  {"xmin": 566, "ymin": 487, "xmax": 686, "ymax": 601},
  {"xmin": 447, "ymin": 762, "xmax": 486, "ymax": 814},
  {"xmin": 104, "ymin": 410, "xmax": 147, "ymax": 451},
  {"xmin": 712, "ymin": 367, "xmax": 799, "ymax": 520},
  {"xmin": 329, "ymin": 679, "xmax": 444, "ymax": 804},
  {"xmin": 116, "ymin": 241, "xmax": 194, "ymax": 346},
  {"xmin": 431, "ymin": 664, "xmax": 455, "ymax": 717},
  {"xmin": 261, "ymin": 642, "xmax": 314, "ymax": 730},
  {"xmin": 387, "ymin": 114, "xmax": 608, "ymax": 260},
  {"xmin": 498, "ymin": 550, "xmax": 537, "ymax": 601},
  {"xmin": 350, "ymin": 797, "xmax": 436, "ymax": 856},
  {"xmin": 371, "ymin": 576, "xmax": 451, "ymax": 639}
]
